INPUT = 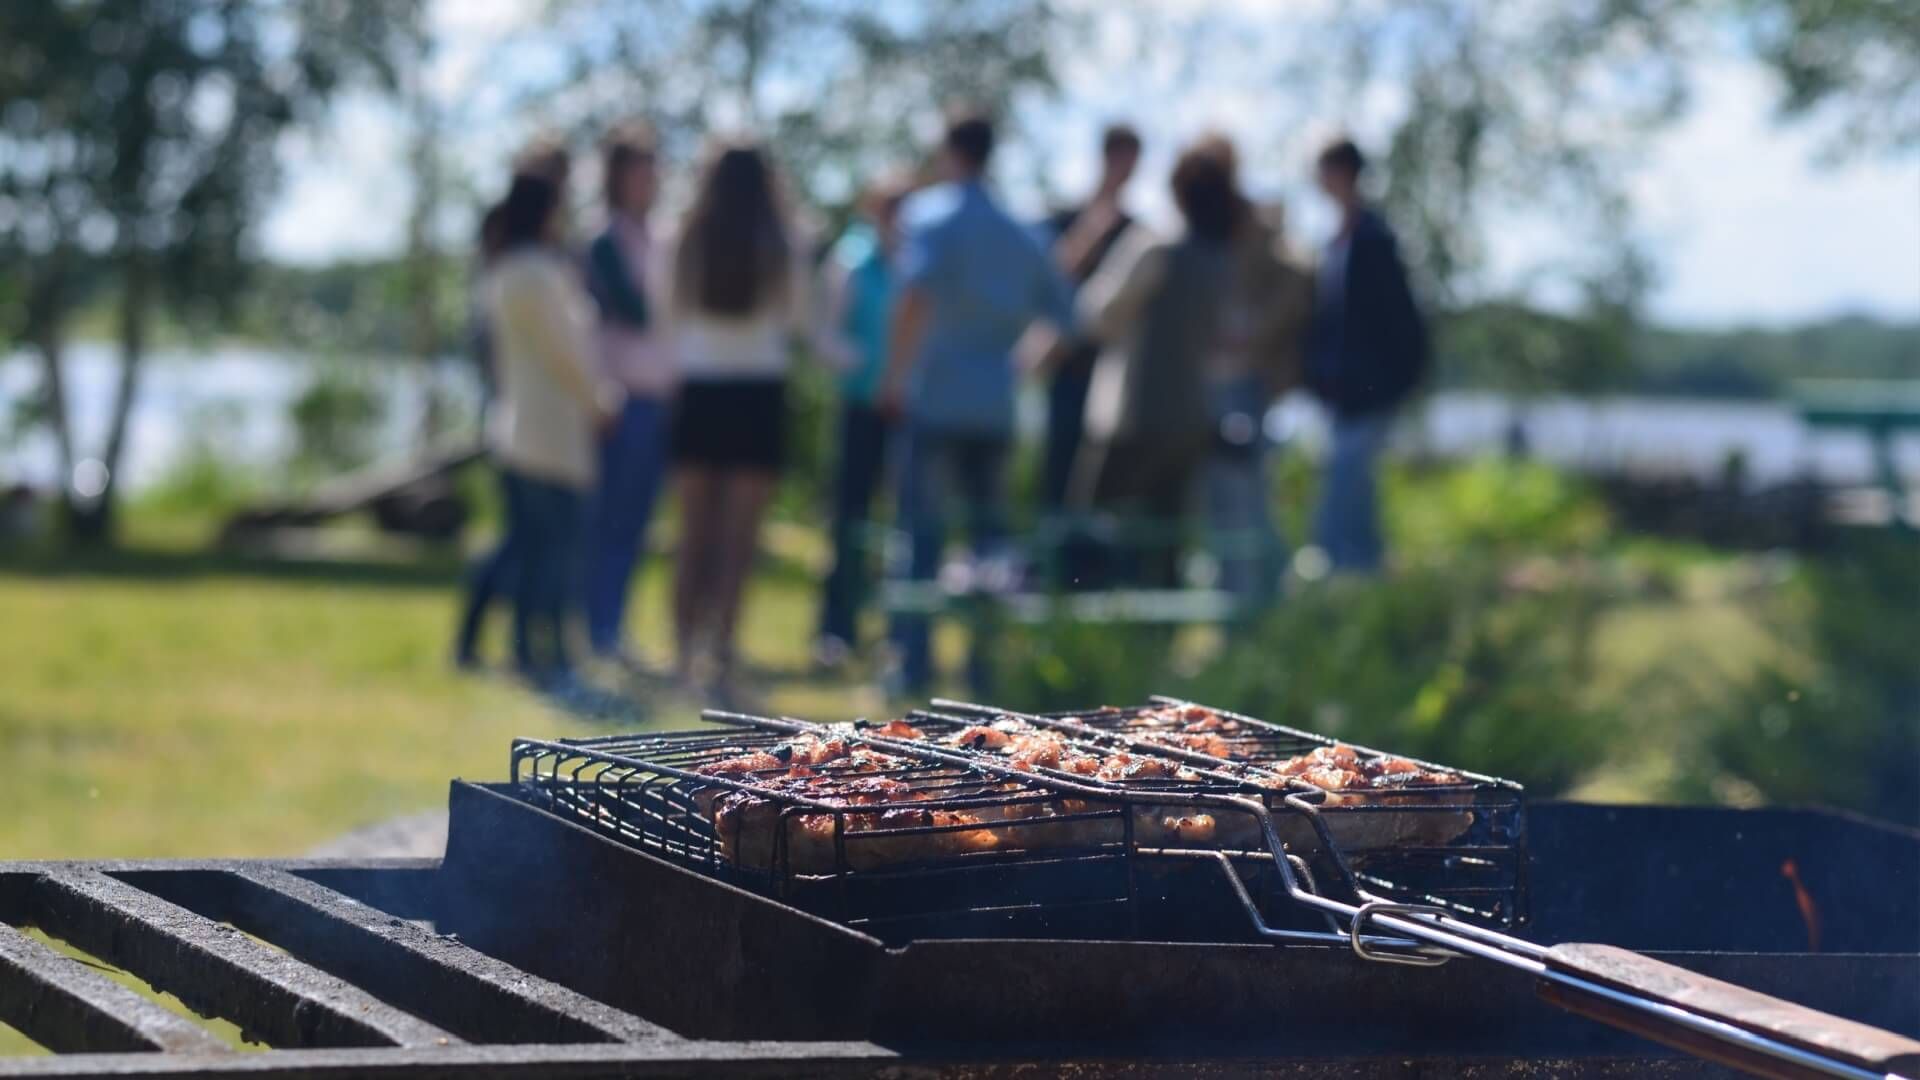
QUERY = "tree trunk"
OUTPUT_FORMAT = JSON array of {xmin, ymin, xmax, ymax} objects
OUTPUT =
[
  {"xmin": 25, "ymin": 269, "xmax": 84, "ymax": 531},
  {"xmin": 69, "ymin": 260, "xmax": 149, "ymax": 546}
]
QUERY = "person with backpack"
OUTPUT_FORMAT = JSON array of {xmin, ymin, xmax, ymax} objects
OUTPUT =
[{"xmin": 1305, "ymin": 138, "xmax": 1430, "ymax": 572}]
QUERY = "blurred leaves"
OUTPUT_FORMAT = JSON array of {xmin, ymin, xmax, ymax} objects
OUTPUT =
[
  {"xmin": 525, "ymin": 0, "xmax": 1067, "ymax": 209},
  {"xmin": 994, "ymin": 559, "xmax": 1616, "ymax": 795},
  {"xmin": 1695, "ymin": 536, "xmax": 1920, "ymax": 824},
  {"xmin": 288, "ymin": 364, "xmax": 387, "ymax": 477},
  {"xmin": 995, "ymin": 459, "xmax": 1622, "ymax": 793},
  {"xmin": 1736, "ymin": 0, "xmax": 1920, "ymax": 155},
  {"xmin": 0, "ymin": 0, "xmax": 426, "ymax": 541}
]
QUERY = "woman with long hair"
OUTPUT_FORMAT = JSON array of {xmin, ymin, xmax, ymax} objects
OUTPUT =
[
  {"xmin": 664, "ymin": 141, "xmax": 808, "ymax": 703},
  {"xmin": 474, "ymin": 168, "xmax": 617, "ymax": 688},
  {"xmin": 455, "ymin": 143, "xmax": 578, "ymax": 670}
]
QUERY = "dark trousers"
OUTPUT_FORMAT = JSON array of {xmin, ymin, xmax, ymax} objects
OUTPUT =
[
  {"xmin": 889, "ymin": 428, "xmax": 1010, "ymax": 693},
  {"xmin": 584, "ymin": 396, "xmax": 671, "ymax": 654},
  {"xmin": 454, "ymin": 469, "xmax": 518, "ymax": 666},
  {"xmin": 1043, "ymin": 356, "xmax": 1106, "ymax": 588},
  {"xmin": 504, "ymin": 468, "xmax": 587, "ymax": 678},
  {"xmin": 1042, "ymin": 359, "xmax": 1094, "ymax": 510},
  {"xmin": 1087, "ymin": 434, "xmax": 1206, "ymax": 589},
  {"xmin": 817, "ymin": 403, "xmax": 891, "ymax": 648}
]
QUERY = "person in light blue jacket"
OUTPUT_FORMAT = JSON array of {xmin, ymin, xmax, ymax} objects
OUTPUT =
[
  {"xmin": 813, "ymin": 177, "xmax": 911, "ymax": 668},
  {"xmin": 876, "ymin": 111, "xmax": 1077, "ymax": 695}
]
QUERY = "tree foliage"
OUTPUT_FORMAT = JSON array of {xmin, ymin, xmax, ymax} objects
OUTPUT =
[
  {"xmin": 0, "ymin": 0, "xmax": 424, "ymax": 542},
  {"xmin": 1738, "ymin": 0, "xmax": 1920, "ymax": 154},
  {"xmin": 526, "ymin": 0, "xmax": 1065, "ymax": 208}
]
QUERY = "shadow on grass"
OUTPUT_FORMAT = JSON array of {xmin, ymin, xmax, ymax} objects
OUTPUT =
[
  {"xmin": 0, "ymin": 543, "xmax": 469, "ymax": 590},
  {"xmin": 0, "ymin": 534, "xmax": 825, "ymax": 593}
]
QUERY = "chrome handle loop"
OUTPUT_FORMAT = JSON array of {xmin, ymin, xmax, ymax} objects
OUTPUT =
[{"xmin": 1350, "ymin": 901, "xmax": 1456, "ymax": 966}]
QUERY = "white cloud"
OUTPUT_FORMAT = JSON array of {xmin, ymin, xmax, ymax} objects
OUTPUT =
[{"xmin": 1628, "ymin": 61, "xmax": 1920, "ymax": 325}]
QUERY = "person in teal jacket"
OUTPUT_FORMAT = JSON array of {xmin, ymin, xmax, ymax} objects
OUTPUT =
[{"xmin": 813, "ymin": 178, "xmax": 911, "ymax": 667}]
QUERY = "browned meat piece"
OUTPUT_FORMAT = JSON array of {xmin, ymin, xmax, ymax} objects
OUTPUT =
[
  {"xmin": 953, "ymin": 725, "xmax": 1013, "ymax": 750},
  {"xmin": 700, "ymin": 750, "xmax": 785, "ymax": 775}
]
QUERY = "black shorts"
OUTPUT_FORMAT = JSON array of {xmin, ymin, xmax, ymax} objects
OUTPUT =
[{"xmin": 671, "ymin": 379, "xmax": 787, "ymax": 470}]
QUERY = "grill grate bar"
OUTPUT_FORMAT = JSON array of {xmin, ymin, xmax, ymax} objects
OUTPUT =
[
  {"xmin": 129, "ymin": 867, "xmax": 674, "ymax": 1047},
  {"xmin": 0, "ymin": 1044, "xmax": 1730, "ymax": 1080},
  {"xmin": 21, "ymin": 869, "xmax": 456, "ymax": 1050},
  {"xmin": 0, "ymin": 922, "xmax": 231, "ymax": 1056}
]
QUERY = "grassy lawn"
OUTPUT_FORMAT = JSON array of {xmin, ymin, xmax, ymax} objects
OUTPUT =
[
  {"xmin": 1, "ymin": 530, "xmax": 1790, "ymax": 860},
  {"xmin": 0, "ymin": 523, "xmax": 908, "ymax": 861}
]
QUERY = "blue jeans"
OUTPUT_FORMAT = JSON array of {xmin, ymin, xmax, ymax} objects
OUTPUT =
[
  {"xmin": 584, "ymin": 396, "xmax": 671, "ymax": 655},
  {"xmin": 817, "ymin": 402, "xmax": 891, "ymax": 648},
  {"xmin": 1204, "ymin": 378, "xmax": 1285, "ymax": 604},
  {"xmin": 505, "ymin": 468, "xmax": 587, "ymax": 679},
  {"xmin": 454, "ymin": 468, "xmax": 519, "ymax": 665},
  {"xmin": 1314, "ymin": 411, "xmax": 1392, "ymax": 572},
  {"xmin": 888, "ymin": 428, "xmax": 1010, "ymax": 694}
]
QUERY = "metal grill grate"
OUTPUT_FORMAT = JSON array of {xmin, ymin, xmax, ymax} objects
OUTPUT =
[
  {"xmin": 509, "ymin": 700, "xmax": 1528, "ymax": 945},
  {"xmin": 913, "ymin": 698, "xmax": 1530, "ymax": 928},
  {"xmin": 511, "ymin": 726, "xmax": 1184, "ymax": 941}
]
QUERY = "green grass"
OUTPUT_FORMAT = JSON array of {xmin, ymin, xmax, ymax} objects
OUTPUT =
[
  {"xmin": 0, "ymin": 524, "xmax": 1794, "ymax": 859},
  {"xmin": 0, "ymin": 552, "xmax": 565, "ymax": 858},
  {"xmin": 0, "ymin": 519, "xmax": 915, "ymax": 860}
]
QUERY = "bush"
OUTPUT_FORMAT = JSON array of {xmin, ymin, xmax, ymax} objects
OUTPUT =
[
  {"xmin": 992, "ymin": 562, "xmax": 1617, "ymax": 795},
  {"xmin": 136, "ymin": 400, "xmax": 260, "ymax": 517},
  {"xmin": 992, "ymin": 618, "xmax": 1173, "ymax": 715},
  {"xmin": 1696, "ymin": 538, "xmax": 1920, "ymax": 825},
  {"xmin": 1189, "ymin": 565, "xmax": 1614, "ymax": 793},
  {"xmin": 287, "ymin": 365, "xmax": 386, "ymax": 477},
  {"xmin": 1386, "ymin": 458, "xmax": 1612, "ymax": 563}
]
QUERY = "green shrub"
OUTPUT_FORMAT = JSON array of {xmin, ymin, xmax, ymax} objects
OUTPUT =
[
  {"xmin": 1697, "ymin": 538, "xmax": 1920, "ymax": 825},
  {"xmin": 992, "ymin": 618, "xmax": 1172, "ymax": 714},
  {"xmin": 288, "ymin": 364, "xmax": 385, "ymax": 476},
  {"xmin": 1188, "ymin": 564, "xmax": 1614, "ymax": 793},
  {"xmin": 1386, "ymin": 457, "xmax": 1612, "ymax": 562},
  {"xmin": 136, "ymin": 400, "xmax": 260, "ymax": 517},
  {"xmin": 992, "ymin": 562, "xmax": 1617, "ymax": 795}
]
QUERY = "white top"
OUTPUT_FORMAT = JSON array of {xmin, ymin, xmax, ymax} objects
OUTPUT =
[
  {"xmin": 485, "ymin": 250, "xmax": 617, "ymax": 490},
  {"xmin": 666, "ymin": 235, "xmax": 817, "ymax": 382},
  {"xmin": 594, "ymin": 213, "xmax": 678, "ymax": 398}
]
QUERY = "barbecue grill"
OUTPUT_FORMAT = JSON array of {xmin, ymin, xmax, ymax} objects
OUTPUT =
[
  {"xmin": 509, "ymin": 701, "xmax": 1525, "ymax": 946},
  {"xmin": 3, "ymin": 700, "xmax": 1917, "ymax": 1080}
]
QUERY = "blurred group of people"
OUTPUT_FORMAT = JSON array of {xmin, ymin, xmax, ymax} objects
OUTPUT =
[{"xmin": 451, "ymin": 109, "xmax": 1428, "ymax": 705}]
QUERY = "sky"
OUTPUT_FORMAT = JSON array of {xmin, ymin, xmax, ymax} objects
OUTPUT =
[{"xmin": 259, "ymin": 0, "xmax": 1920, "ymax": 329}]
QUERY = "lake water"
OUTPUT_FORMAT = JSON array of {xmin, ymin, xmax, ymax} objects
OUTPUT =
[{"xmin": 2, "ymin": 343, "xmax": 1916, "ymax": 493}]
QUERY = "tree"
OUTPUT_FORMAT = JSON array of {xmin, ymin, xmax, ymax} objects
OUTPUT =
[
  {"xmin": 1146, "ymin": 0, "xmax": 1914, "ymax": 399},
  {"xmin": 1738, "ymin": 0, "xmax": 1920, "ymax": 155},
  {"xmin": 525, "ymin": 0, "xmax": 1065, "ymax": 209},
  {"xmin": 0, "ymin": 0, "xmax": 424, "ymax": 543}
]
